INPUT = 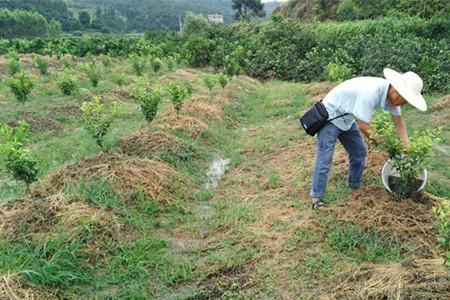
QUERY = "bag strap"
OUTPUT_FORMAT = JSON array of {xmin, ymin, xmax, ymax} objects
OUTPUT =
[
  {"xmin": 328, "ymin": 113, "xmax": 349, "ymax": 122},
  {"xmin": 319, "ymin": 99, "xmax": 349, "ymax": 122}
]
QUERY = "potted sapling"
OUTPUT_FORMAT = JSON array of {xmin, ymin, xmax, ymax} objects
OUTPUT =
[{"xmin": 372, "ymin": 112, "xmax": 441, "ymax": 199}]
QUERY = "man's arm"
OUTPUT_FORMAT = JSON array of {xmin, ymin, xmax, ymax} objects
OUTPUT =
[
  {"xmin": 392, "ymin": 115, "xmax": 409, "ymax": 149},
  {"xmin": 356, "ymin": 119, "xmax": 370, "ymax": 139}
]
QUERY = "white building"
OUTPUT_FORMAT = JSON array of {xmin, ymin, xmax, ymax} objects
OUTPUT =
[{"xmin": 207, "ymin": 14, "xmax": 224, "ymax": 24}]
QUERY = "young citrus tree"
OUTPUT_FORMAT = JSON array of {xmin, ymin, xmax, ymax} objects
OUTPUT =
[
  {"xmin": 151, "ymin": 57, "xmax": 163, "ymax": 73},
  {"xmin": 81, "ymin": 96, "xmax": 122, "ymax": 151},
  {"xmin": 83, "ymin": 62, "xmax": 101, "ymax": 87},
  {"xmin": 217, "ymin": 73, "xmax": 229, "ymax": 89},
  {"xmin": 166, "ymin": 56, "xmax": 177, "ymax": 72},
  {"xmin": 183, "ymin": 81, "xmax": 193, "ymax": 97},
  {"xmin": 101, "ymin": 54, "xmax": 112, "ymax": 68},
  {"xmin": 57, "ymin": 70, "xmax": 77, "ymax": 95},
  {"xmin": 167, "ymin": 82, "xmax": 187, "ymax": 114},
  {"xmin": 35, "ymin": 55, "xmax": 49, "ymax": 75},
  {"xmin": 130, "ymin": 54, "xmax": 145, "ymax": 76},
  {"xmin": 7, "ymin": 73, "xmax": 35, "ymax": 108},
  {"xmin": 202, "ymin": 74, "xmax": 215, "ymax": 92},
  {"xmin": 0, "ymin": 121, "xmax": 39, "ymax": 191},
  {"xmin": 7, "ymin": 52, "xmax": 21, "ymax": 76},
  {"xmin": 133, "ymin": 85, "xmax": 162, "ymax": 124}
]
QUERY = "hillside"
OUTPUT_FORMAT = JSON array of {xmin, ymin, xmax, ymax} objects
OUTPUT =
[
  {"xmin": 275, "ymin": 0, "xmax": 450, "ymax": 21},
  {"xmin": 70, "ymin": 0, "xmax": 235, "ymax": 32}
]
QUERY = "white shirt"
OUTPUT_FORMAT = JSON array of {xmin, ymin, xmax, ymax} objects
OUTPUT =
[{"xmin": 322, "ymin": 77, "xmax": 401, "ymax": 131}]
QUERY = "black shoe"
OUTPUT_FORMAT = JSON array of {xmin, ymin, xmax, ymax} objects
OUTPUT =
[{"xmin": 312, "ymin": 199, "xmax": 326, "ymax": 210}]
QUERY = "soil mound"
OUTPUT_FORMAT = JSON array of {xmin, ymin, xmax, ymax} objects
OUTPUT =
[
  {"xmin": 333, "ymin": 186, "xmax": 443, "ymax": 256},
  {"xmin": 321, "ymin": 258, "xmax": 450, "ymax": 300},
  {"xmin": 153, "ymin": 115, "xmax": 209, "ymax": 138},
  {"xmin": 37, "ymin": 153, "xmax": 187, "ymax": 203},
  {"xmin": 118, "ymin": 131, "xmax": 197, "ymax": 162},
  {"xmin": 182, "ymin": 102, "xmax": 224, "ymax": 122},
  {"xmin": 432, "ymin": 95, "xmax": 450, "ymax": 111},
  {"xmin": 7, "ymin": 115, "xmax": 65, "ymax": 132},
  {"xmin": 0, "ymin": 194, "xmax": 122, "ymax": 255},
  {"xmin": 1, "ymin": 274, "xmax": 57, "ymax": 300}
]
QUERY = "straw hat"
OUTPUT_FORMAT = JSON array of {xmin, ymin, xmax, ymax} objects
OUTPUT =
[{"xmin": 383, "ymin": 68, "xmax": 427, "ymax": 111}]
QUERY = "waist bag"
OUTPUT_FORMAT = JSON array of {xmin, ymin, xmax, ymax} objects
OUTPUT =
[{"xmin": 299, "ymin": 101, "xmax": 348, "ymax": 136}]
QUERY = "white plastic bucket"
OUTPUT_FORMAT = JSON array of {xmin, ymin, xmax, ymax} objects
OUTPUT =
[{"xmin": 381, "ymin": 160, "xmax": 427, "ymax": 193}]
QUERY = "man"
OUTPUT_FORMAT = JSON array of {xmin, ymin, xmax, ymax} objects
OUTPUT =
[{"xmin": 310, "ymin": 68, "xmax": 427, "ymax": 209}]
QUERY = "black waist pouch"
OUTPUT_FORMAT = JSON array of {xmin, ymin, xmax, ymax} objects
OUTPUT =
[
  {"xmin": 299, "ymin": 101, "xmax": 347, "ymax": 136},
  {"xmin": 299, "ymin": 101, "xmax": 329, "ymax": 136}
]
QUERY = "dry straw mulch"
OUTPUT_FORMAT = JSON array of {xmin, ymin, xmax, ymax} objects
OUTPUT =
[
  {"xmin": 0, "ymin": 194, "xmax": 122, "ymax": 256},
  {"xmin": 320, "ymin": 258, "xmax": 450, "ymax": 300},
  {"xmin": 7, "ymin": 115, "xmax": 65, "ymax": 133},
  {"xmin": 332, "ymin": 186, "xmax": 444, "ymax": 257},
  {"xmin": 432, "ymin": 95, "xmax": 450, "ymax": 111},
  {"xmin": 0, "ymin": 273, "xmax": 57, "ymax": 300},
  {"xmin": 118, "ymin": 131, "xmax": 196, "ymax": 161},
  {"xmin": 153, "ymin": 115, "xmax": 209, "ymax": 138},
  {"xmin": 181, "ymin": 102, "xmax": 224, "ymax": 122},
  {"xmin": 36, "ymin": 153, "xmax": 188, "ymax": 204}
]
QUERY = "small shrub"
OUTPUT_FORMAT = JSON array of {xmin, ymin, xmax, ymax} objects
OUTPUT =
[
  {"xmin": 202, "ymin": 74, "xmax": 215, "ymax": 92},
  {"xmin": 130, "ymin": 54, "xmax": 145, "ymax": 76},
  {"xmin": 433, "ymin": 201, "xmax": 450, "ymax": 249},
  {"xmin": 83, "ymin": 62, "xmax": 101, "ymax": 87},
  {"xmin": 134, "ymin": 86, "xmax": 162, "ymax": 123},
  {"xmin": 167, "ymin": 83, "xmax": 187, "ymax": 114},
  {"xmin": 61, "ymin": 55, "xmax": 72, "ymax": 69},
  {"xmin": 0, "ymin": 121, "xmax": 39, "ymax": 190},
  {"xmin": 166, "ymin": 56, "xmax": 177, "ymax": 72},
  {"xmin": 81, "ymin": 96, "xmax": 122, "ymax": 151},
  {"xmin": 7, "ymin": 73, "xmax": 35, "ymax": 107},
  {"xmin": 35, "ymin": 56, "xmax": 49, "ymax": 75},
  {"xmin": 217, "ymin": 73, "xmax": 229, "ymax": 88},
  {"xmin": 101, "ymin": 54, "xmax": 112, "ymax": 68},
  {"xmin": 111, "ymin": 73, "xmax": 126, "ymax": 86},
  {"xmin": 7, "ymin": 52, "xmax": 21, "ymax": 76},
  {"xmin": 183, "ymin": 81, "xmax": 193, "ymax": 96},
  {"xmin": 57, "ymin": 70, "xmax": 77, "ymax": 95},
  {"xmin": 325, "ymin": 62, "xmax": 352, "ymax": 82},
  {"xmin": 151, "ymin": 57, "xmax": 163, "ymax": 73}
]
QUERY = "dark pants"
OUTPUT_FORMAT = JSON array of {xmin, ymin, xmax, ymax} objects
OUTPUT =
[{"xmin": 310, "ymin": 122, "xmax": 367, "ymax": 199}]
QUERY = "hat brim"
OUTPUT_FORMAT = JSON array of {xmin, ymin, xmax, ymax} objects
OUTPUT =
[{"xmin": 383, "ymin": 68, "xmax": 427, "ymax": 111}]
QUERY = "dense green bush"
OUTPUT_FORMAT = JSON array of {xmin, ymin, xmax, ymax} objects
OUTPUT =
[{"xmin": 57, "ymin": 70, "xmax": 77, "ymax": 95}]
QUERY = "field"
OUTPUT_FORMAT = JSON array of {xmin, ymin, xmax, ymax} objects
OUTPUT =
[{"xmin": 0, "ymin": 54, "xmax": 449, "ymax": 299}]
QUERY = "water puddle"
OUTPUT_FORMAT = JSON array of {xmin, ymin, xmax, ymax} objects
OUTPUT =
[{"xmin": 204, "ymin": 157, "xmax": 231, "ymax": 189}]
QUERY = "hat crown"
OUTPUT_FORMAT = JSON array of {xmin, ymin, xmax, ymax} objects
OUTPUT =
[{"xmin": 402, "ymin": 71, "xmax": 423, "ymax": 95}]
